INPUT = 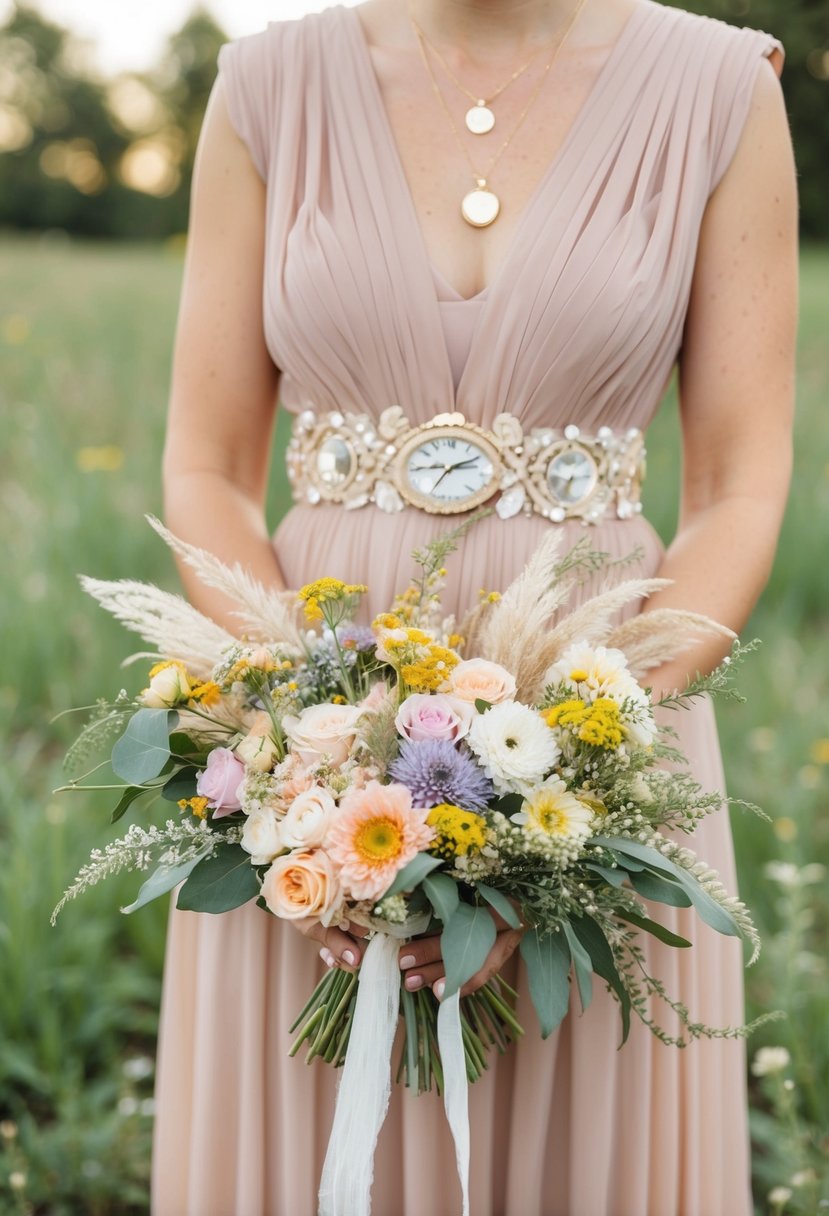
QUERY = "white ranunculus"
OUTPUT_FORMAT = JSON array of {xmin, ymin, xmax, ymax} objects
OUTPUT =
[
  {"xmin": 467, "ymin": 701, "xmax": 560, "ymax": 795},
  {"xmin": 240, "ymin": 807, "xmax": 284, "ymax": 865},
  {"xmin": 279, "ymin": 787, "xmax": 337, "ymax": 849}
]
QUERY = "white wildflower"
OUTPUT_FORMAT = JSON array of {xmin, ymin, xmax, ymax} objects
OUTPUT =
[{"xmin": 751, "ymin": 1046, "xmax": 791, "ymax": 1076}]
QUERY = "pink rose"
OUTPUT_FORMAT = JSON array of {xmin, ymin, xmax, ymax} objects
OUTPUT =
[
  {"xmin": 447, "ymin": 658, "xmax": 517, "ymax": 706},
  {"xmin": 196, "ymin": 747, "xmax": 245, "ymax": 817},
  {"xmin": 282, "ymin": 703, "xmax": 362, "ymax": 768},
  {"xmin": 395, "ymin": 693, "xmax": 474, "ymax": 743}
]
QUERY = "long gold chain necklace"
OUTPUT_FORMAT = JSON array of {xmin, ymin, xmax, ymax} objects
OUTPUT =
[
  {"xmin": 409, "ymin": 18, "xmax": 549, "ymax": 135},
  {"xmin": 408, "ymin": 0, "xmax": 590, "ymax": 228}
]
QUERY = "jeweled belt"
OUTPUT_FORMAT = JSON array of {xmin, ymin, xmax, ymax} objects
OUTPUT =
[{"xmin": 286, "ymin": 406, "xmax": 645, "ymax": 523}]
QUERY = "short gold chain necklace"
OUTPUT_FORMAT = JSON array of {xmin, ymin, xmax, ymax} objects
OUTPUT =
[
  {"xmin": 409, "ymin": 18, "xmax": 549, "ymax": 135},
  {"xmin": 408, "ymin": 0, "xmax": 590, "ymax": 227}
]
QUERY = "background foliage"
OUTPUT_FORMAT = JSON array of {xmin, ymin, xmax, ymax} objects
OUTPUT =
[{"xmin": 0, "ymin": 0, "xmax": 828, "ymax": 238}]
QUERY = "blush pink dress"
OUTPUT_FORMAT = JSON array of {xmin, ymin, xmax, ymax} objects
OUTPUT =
[{"xmin": 150, "ymin": 4, "xmax": 784, "ymax": 1213}]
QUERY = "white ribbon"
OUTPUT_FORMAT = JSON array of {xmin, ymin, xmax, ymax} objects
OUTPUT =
[
  {"xmin": 437, "ymin": 990, "xmax": 470, "ymax": 1216},
  {"xmin": 318, "ymin": 923, "xmax": 470, "ymax": 1216}
]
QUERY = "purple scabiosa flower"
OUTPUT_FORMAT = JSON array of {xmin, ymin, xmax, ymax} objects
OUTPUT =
[
  {"xmin": 388, "ymin": 739, "xmax": 494, "ymax": 810},
  {"xmin": 336, "ymin": 624, "xmax": 376, "ymax": 652}
]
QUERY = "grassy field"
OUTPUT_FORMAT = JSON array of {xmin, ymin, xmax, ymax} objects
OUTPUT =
[{"xmin": 0, "ymin": 231, "xmax": 827, "ymax": 1213}]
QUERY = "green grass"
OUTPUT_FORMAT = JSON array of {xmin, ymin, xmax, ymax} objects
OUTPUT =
[{"xmin": 1, "ymin": 232, "xmax": 827, "ymax": 1213}]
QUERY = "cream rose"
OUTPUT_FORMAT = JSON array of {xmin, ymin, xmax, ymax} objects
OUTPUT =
[
  {"xmin": 261, "ymin": 849, "xmax": 342, "ymax": 923},
  {"xmin": 140, "ymin": 661, "xmax": 191, "ymax": 708},
  {"xmin": 282, "ymin": 703, "xmax": 362, "ymax": 768},
  {"xmin": 240, "ymin": 807, "xmax": 284, "ymax": 865},
  {"xmin": 447, "ymin": 658, "xmax": 517, "ymax": 706},
  {"xmin": 395, "ymin": 693, "xmax": 474, "ymax": 743},
  {"xmin": 235, "ymin": 710, "xmax": 280, "ymax": 773},
  {"xmin": 279, "ymin": 787, "xmax": 337, "ymax": 849}
]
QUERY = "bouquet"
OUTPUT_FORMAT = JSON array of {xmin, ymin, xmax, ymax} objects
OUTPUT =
[{"xmin": 53, "ymin": 513, "xmax": 774, "ymax": 1214}]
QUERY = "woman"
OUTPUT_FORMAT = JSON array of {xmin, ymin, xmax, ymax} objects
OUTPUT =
[{"xmin": 152, "ymin": 0, "xmax": 797, "ymax": 1211}]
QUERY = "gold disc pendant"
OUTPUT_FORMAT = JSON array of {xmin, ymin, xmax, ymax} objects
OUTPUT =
[
  {"xmin": 465, "ymin": 101, "xmax": 495, "ymax": 135},
  {"xmin": 461, "ymin": 180, "xmax": 500, "ymax": 228}
]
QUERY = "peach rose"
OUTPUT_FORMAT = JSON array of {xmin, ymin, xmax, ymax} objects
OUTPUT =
[
  {"xmin": 447, "ymin": 658, "xmax": 517, "ymax": 706},
  {"xmin": 261, "ymin": 849, "xmax": 342, "ymax": 924},
  {"xmin": 282, "ymin": 703, "xmax": 362, "ymax": 768}
]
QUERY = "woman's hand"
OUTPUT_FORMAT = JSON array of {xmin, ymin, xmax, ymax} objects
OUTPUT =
[
  {"xmin": 398, "ymin": 911, "xmax": 524, "ymax": 1000},
  {"xmin": 293, "ymin": 916, "xmax": 370, "ymax": 974}
]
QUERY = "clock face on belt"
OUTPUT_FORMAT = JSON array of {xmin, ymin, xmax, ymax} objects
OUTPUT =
[{"xmin": 395, "ymin": 428, "xmax": 501, "ymax": 513}]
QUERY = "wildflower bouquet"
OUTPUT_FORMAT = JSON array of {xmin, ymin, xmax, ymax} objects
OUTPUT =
[{"xmin": 53, "ymin": 514, "xmax": 772, "ymax": 1214}]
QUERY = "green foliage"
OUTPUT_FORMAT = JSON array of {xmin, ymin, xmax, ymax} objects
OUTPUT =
[
  {"xmin": 111, "ymin": 708, "xmax": 172, "ymax": 784},
  {"xmin": 519, "ymin": 927, "xmax": 571, "ymax": 1038},
  {"xmin": 175, "ymin": 846, "xmax": 260, "ymax": 913}
]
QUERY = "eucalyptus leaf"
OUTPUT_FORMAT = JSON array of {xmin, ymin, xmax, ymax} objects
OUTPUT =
[
  {"xmin": 120, "ymin": 846, "xmax": 214, "ymax": 915},
  {"xmin": 110, "ymin": 785, "xmax": 146, "ymax": 824},
  {"xmin": 476, "ymin": 883, "xmax": 522, "ymax": 929},
  {"xmin": 519, "ymin": 928, "xmax": 571, "ymax": 1039},
  {"xmin": 441, "ymin": 904, "xmax": 497, "ymax": 997},
  {"xmin": 571, "ymin": 915, "xmax": 631, "ymax": 1045},
  {"xmin": 629, "ymin": 870, "xmax": 692, "ymax": 908},
  {"xmin": 563, "ymin": 922, "xmax": 593, "ymax": 1013},
  {"xmin": 616, "ymin": 909, "xmax": 692, "ymax": 949},
  {"xmin": 474, "ymin": 698, "xmax": 493, "ymax": 714},
  {"xmin": 383, "ymin": 853, "xmax": 442, "ymax": 898},
  {"xmin": 592, "ymin": 836, "xmax": 740, "ymax": 938},
  {"xmin": 161, "ymin": 767, "xmax": 201, "ymax": 803},
  {"xmin": 111, "ymin": 709, "xmax": 173, "ymax": 784},
  {"xmin": 176, "ymin": 847, "xmax": 260, "ymax": 913},
  {"xmin": 585, "ymin": 862, "xmax": 627, "ymax": 888},
  {"xmin": 422, "ymin": 872, "xmax": 460, "ymax": 924}
]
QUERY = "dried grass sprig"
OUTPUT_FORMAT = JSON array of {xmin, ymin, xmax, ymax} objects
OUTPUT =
[
  {"xmin": 146, "ymin": 515, "xmax": 304, "ymax": 652},
  {"xmin": 80, "ymin": 577, "xmax": 237, "ymax": 680},
  {"xmin": 607, "ymin": 609, "xmax": 736, "ymax": 678}
]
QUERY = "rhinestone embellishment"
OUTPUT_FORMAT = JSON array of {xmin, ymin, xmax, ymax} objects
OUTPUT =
[{"xmin": 286, "ymin": 407, "xmax": 645, "ymax": 524}]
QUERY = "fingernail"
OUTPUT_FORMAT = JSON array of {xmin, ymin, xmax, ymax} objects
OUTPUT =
[
  {"xmin": 404, "ymin": 974, "xmax": 424, "ymax": 991},
  {"xmin": 434, "ymin": 979, "xmax": 445, "ymax": 1000},
  {"xmin": 342, "ymin": 949, "xmax": 356, "ymax": 966},
  {"xmin": 399, "ymin": 954, "xmax": 416, "ymax": 970},
  {"xmin": 320, "ymin": 947, "xmax": 335, "ymax": 968}
]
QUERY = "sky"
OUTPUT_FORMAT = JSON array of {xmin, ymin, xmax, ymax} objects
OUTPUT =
[{"xmin": 0, "ymin": 0, "xmax": 358, "ymax": 75}]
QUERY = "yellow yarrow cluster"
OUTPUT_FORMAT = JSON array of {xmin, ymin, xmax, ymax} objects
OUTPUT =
[
  {"xmin": 426, "ymin": 804, "xmax": 488, "ymax": 859},
  {"xmin": 543, "ymin": 697, "xmax": 624, "ymax": 749},
  {"xmin": 178, "ymin": 796, "xmax": 209, "ymax": 820},
  {"xmin": 386, "ymin": 636, "xmax": 459, "ymax": 692},
  {"xmin": 297, "ymin": 577, "xmax": 367, "ymax": 623},
  {"xmin": 189, "ymin": 680, "xmax": 222, "ymax": 707}
]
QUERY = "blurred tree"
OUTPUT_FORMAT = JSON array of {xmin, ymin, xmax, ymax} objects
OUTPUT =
[
  {"xmin": 0, "ymin": 1, "xmax": 826, "ymax": 239},
  {"xmin": 665, "ymin": 0, "xmax": 828, "ymax": 240},
  {"xmin": 0, "ymin": 3, "xmax": 227, "ymax": 238}
]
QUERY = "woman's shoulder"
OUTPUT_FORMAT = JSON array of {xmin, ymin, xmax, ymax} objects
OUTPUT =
[{"xmin": 642, "ymin": 0, "xmax": 783, "ymax": 64}]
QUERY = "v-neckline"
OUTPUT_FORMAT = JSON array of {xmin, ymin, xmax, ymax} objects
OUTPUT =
[{"xmin": 343, "ymin": 0, "xmax": 653, "ymax": 307}]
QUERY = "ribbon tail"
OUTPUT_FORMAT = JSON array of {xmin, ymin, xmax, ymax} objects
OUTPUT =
[
  {"xmin": 437, "ymin": 990, "xmax": 471, "ymax": 1216},
  {"xmin": 318, "ymin": 933, "xmax": 400, "ymax": 1216}
]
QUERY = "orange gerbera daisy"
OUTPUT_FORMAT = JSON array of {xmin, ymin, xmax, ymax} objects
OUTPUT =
[{"xmin": 327, "ymin": 781, "xmax": 434, "ymax": 901}]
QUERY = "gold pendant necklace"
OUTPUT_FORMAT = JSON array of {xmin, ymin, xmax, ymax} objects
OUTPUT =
[
  {"xmin": 410, "ymin": 20, "xmax": 546, "ymax": 135},
  {"xmin": 409, "ymin": 0, "xmax": 590, "ymax": 228}
]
